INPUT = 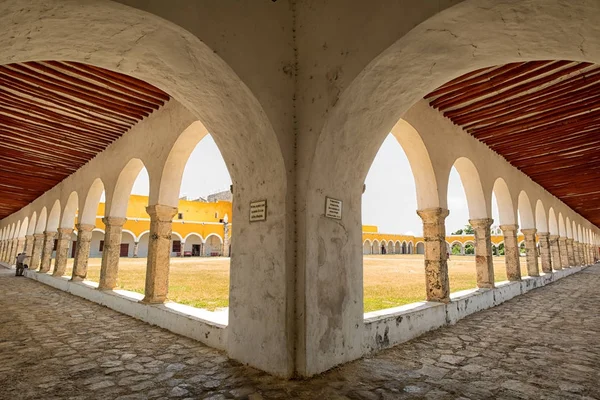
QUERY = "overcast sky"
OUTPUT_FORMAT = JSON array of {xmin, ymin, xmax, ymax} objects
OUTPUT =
[{"xmin": 131, "ymin": 133, "xmax": 502, "ymax": 236}]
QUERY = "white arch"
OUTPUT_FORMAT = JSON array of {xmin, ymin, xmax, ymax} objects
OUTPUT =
[
  {"xmin": 566, "ymin": 217, "xmax": 573, "ymax": 239},
  {"xmin": 47, "ymin": 200, "xmax": 61, "ymax": 232},
  {"xmin": 92, "ymin": 228, "xmax": 106, "ymax": 235},
  {"xmin": 204, "ymin": 233, "xmax": 223, "ymax": 244},
  {"xmin": 372, "ymin": 239, "xmax": 380, "ymax": 254},
  {"xmin": 158, "ymin": 121, "xmax": 211, "ymax": 208},
  {"xmin": 8, "ymin": 224, "xmax": 15, "ymax": 240},
  {"xmin": 184, "ymin": 232, "xmax": 204, "ymax": 243},
  {"xmin": 171, "ymin": 231, "xmax": 184, "ymax": 242},
  {"xmin": 61, "ymin": 191, "xmax": 79, "ymax": 228},
  {"xmin": 136, "ymin": 230, "xmax": 150, "ymax": 242},
  {"xmin": 578, "ymin": 225, "xmax": 583, "ymax": 243},
  {"xmin": 35, "ymin": 207, "xmax": 47, "ymax": 234},
  {"xmin": 548, "ymin": 208, "xmax": 558, "ymax": 235},
  {"xmin": 492, "ymin": 178, "xmax": 515, "ymax": 225},
  {"xmin": 13, "ymin": 221, "xmax": 21, "ymax": 239},
  {"xmin": 535, "ymin": 200, "xmax": 548, "ymax": 233},
  {"xmin": 390, "ymin": 119, "xmax": 439, "ymax": 209},
  {"xmin": 558, "ymin": 213, "xmax": 566, "ymax": 237},
  {"xmin": 18, "ymin": 217, "xmax": 29, "ymax": 238},
  {"xmin": 27, "ymin": 212, "xmax": 37, "ymax": 236},
  {"xmin": 517, "ymin": 191, "xmax": 534, "ymax": 229},
  {"xmin": 81, "ymin": 178, "xmax": 105, "ymax": 225},
  {"xmin": 363, "ymin": 239, "xmax": 371, "ymax": 246},
  {"xmin": 109, "ymin": 159, "xmax": 146, "ymax": 218},
  {"xmin": 121, "ymin": 230, "xmax": 136, "ymax": 242},
  {"xmin": 452, "ymin": 157, "xmax": 487, "ymax": 219}
]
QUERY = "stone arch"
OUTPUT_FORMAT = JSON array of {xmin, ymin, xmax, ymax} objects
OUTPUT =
[
  {"xmin": 395, "ymin": 240, "xmax": 401, "ymax": 254},
  {"xmin": 18, "ymin": 217, "xmax": 28, "ymax": 238},
  {"xmin": 451, "ymin": 157, "xmax": 487, "ymax": 219},
  {"xmin": 558, "ymin": 213, "xmax": 567, "ymax": 237},
  {"xmin": 184, "ymin": 233, "xmax": 204, "ymax": 256},
  {"xmin": 171, "ymin": 232, "xmax": 184, "ymax": 242},
  {"xmin": 47, "ymin": 200, "xmax": 61, "ymax": 232},
  {"xmin": 81, "ymin": 178, "xmax": 105, "ymax": 226},
  {"xmin": 109, "ymin": 159, "xmax": 147, "ymax": 218},
  {"xmin": 157, "ymin": 121, "xmax": 210, "ymax": 208},
  {"xmin": 416, "ymin": 242, "xmax": 425, "ymax": 255},
  {"xmin": 401, "ymin": 241, "xmax": 408, "ymax": 254},
  {"xmin": 390, "ymin": 119, "xmax": 440, "ymax": 209},
  {"xmin": 27, "ymin": 212, "xmax": 37, "ymax": 236},
  {"xmin": 137, "ymin": 230, "xmax": 151, "ymax": 242},
  {"xmin": 517, "ymin": 191, "xmax": 534, "ymax": 229},
  {"xmin": 492, "ymin": 178, "xmax": 516, "ymax": 225},
  {"xmin": 407, "ymin": 242, "xmax": 413, "ymax": 254},
  {"xmin": 205, "ymin": 233, "xmax": 223, "ymax": 244},
  {"xmin": 535, "ymin": 200, "xmax": 548, "ymax": 233},
  {"xmin": 566, "ymin": 217, "xmax": 573, "ymax": 239},
  {"xmin": 372, "ymin": 239, "xmax": 380, "ymax": 255},
  {"xmin": 184, "ymin": 232, "xmax": 204, "ymax": 243},
  {"xmin": 61, "ymin": 191, "xmax": 79, "ymax": 229},
  {"xmin": 35, "ymin": 208, "xmax": 48, "ymax": 234},
  {"xmin": 362, "ymin": 239, "xmax": 371, "ymax": 255},
  {"xmin": 548, "ymin": 208, "xmax": 559, "ymax": 235}
]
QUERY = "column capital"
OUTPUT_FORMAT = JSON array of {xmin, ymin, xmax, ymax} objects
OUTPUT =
[
  {"xmin": 102, "ymin": 216, "xmax": 127, "ymax": 227},
  {"xmin": 469, "ymin": 218, "xmax": 494, "ymax": 229},
  {"xmin": 500, "ymin": 224, "xmax": 519, "ymax": 233},
  {"xmin": 146, "ymin": 204, "xmax": 178, "ymax": 221},
  {"xmin": 521, "ymin": 228, "xmax": 537, "ymax": 236},
  {"xmin": 537, "ymin": 232, "xmax": 550, "ymax": 237},
  {"xmin": 558, "ymin": 236, "xmax": 568, "ymax": 242},
  {"xmin": 25, "ymin": 234, "xmax": 34, "ymax": 240},
  {"xmin": 548, "ymin": 234, "xmax": 559, "ymax": 240},
  {"xmin": 566, "ymin": 238, "xmax": 574, "ymax": 244},
  {"xmin": 76, "ymin": 223, "xmax": 95, "ymax": 233},
  {"xmin": 43, "ymin": 231, "xmax": 57, "ymax": 237},
  {"xmin": 58, "ymin": 227, "xmax": 73, "ymax": 236},
  {"xmin": 34, "ymin": 233, "xmax": 45, "ymax": 239},
  {"xmin": 417, "ymin": 207, "xmax": 449, "ymax": 222}
]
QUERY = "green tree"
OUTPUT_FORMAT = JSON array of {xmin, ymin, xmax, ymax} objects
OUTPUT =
[{"xmin": 463, "ymin": 224, "xmax": 475, "ymax": 234}]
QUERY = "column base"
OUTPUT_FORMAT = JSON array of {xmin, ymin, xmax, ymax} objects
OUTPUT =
[
  {"xmin": 140, "ymin": 295, "xmax": 167, "ymax": 304},
  {"xmin": 70, "ymin": 276, "xmax": 84, "ymax": 282},
  {"xmin": 477, "ymin": 282, "xmax": 494, "ymax": 289}
]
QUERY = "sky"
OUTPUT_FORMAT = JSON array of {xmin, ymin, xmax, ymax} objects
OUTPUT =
[{"xmin": 128, "ymin": 133, "xmax": 502, "ymax": 237}]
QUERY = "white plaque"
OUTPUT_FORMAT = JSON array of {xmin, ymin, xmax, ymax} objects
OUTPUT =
[
  {"xmin": 249, "ymin": 200, "xmax": 267, "ymax": 222},
  {"xmin": 325, "ymin": 197, "xmax": 342, "ymax": 220}
]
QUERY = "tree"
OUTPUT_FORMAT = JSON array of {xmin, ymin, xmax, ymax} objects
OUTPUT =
[
  {"xmin": 452, "ymin": 224, "xmax": 474, "ymax": 235},
  {"xmin": 452, "ymin": 228, "xmax": 463, "ymax": 235}
]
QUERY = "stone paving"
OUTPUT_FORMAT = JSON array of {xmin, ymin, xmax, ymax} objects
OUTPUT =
[{"xmin": 1, "ymin": 267, "xmax": 600, "ymax": 400}]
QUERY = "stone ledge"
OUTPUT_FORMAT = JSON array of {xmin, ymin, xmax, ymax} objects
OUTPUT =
[
  {"xmin": 363, "ymin": 265, "xmax": 586, "ymax": 355},
  {"xmin": 24, "ymin": 270, "xmax": 227, "ymax": 350}
]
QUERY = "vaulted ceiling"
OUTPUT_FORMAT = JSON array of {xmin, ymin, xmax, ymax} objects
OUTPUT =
[
  {"xmin": 0, "ymin": 61, "xmax": 170, "ymax": 219},
  {"xmin": 426, "ymin": 60, "xmax": 600, "ymax": 227}
]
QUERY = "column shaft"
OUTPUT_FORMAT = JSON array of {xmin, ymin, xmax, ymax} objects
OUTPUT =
[
  {"xmin": 573, "ymin": 241, "xmax": 581, "ymax": 266},
  {"xmin": 500, "ymin": 224, "xmax": 521, "ymax": 281},
  {"xmin": 72, "ymin": 224, "xmax": 94, "ymax": 281},
  {"xmin": 39, "ymin": 231, "xmax": 57, "ymax": 273},
  {"xmin": 24, "ymin": 235, "xmax": 34, "ymax": 266},
  {"xmin": 549, "ymin": 235, "xmax": 562, "ymax": 271},
  {"xmin": 469, "ymin": 218, "xmax": 494, "ymax": 288},
  {"xmin": 16, "ymin": 237, "xmax": 25, "ymax": 256},
  {"xmin": 566, "ymin": 239, "xmax": 575, "ymax": 267},
  {"xmin": 558, "ymin": 237, "xmax": 569, "ymax": 268},
  {"xmin": 538, "ymin": 233, "xmax": 552, "ymax": 273},
  {"xmin": 133, "ymin": 241, "xmax": 140, "ymax": 258},
  {"xmin": 98, "ymin": 217, "xmax": 126, "ymax": 290},
  {"xmin": 52, "ymin": 228, "xmax": 73, "ymax": 276},
  {"xmin": 9, "ymin": 238, "xmax": 18, "ymax": 265},
  {"xmin": 417, "ymin": 208, "xmax": 450, "ymax": 303},
  {"xmin": 142, "ymin": 205, "xmax": 178, "ymax": 304},
  {"xmin": 522, "ymin": 228, "xmax": 539, "ymax": 277},
  {"xmin": 30, "ymin": 234, "xmax": 44, "ymax": 270}
]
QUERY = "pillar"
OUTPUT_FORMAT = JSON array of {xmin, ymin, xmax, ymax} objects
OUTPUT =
[
  {"xmin": 537, "ymin": 232, "xmax": 552, "ymax": 273},
  {"xmin": 417, "ymin": 208, "xmax": 450, "ymax": 303},
  {"xmin": 558, "ymin": 237, "xmax": 569, "ymax": 268},
  {"xmin": 98, "ymin": 217, "xmax": 126, "ymax": 290},
  {"xmin": 0, "ymin": 240, "xmax": 6, "ymax": 262},
  {"xmin": 549, "ymin": 235, "xmax": 562, "ymax": 271},
  {"xmin": 566, "ymin": 238, "xmax": 575, "ymax": 267},
  {"xmin": 30, "ymin": 233, "xmax": 44, "ymax": 270},
  {"xmin": 469, "ymin": 218, "xmax": 494, "ymax": 288},
  {"xmin": 52, "ymin": 228, "xmax": 73, "ymax": 277},
  {"xmin": 577, "ymin": 242, "xmax": 584, "ymax": 265},
  {"xmin": 72, "ymin": 224, "xmax": 94, "ymax": 281},
  {"xmin": 9, "ymin": 238, "xmax": 18, "ymax": 265},
  {"xmin": 587, "ymin": 244, "xmax": 593, "ymax": 264},
  {"xmin": 573, "ymin": 241, "xmax": 581, "ymax": 266},
  {"xmin": 500, "ymin": 224, "xmax": 521, "ymax": 281},
  {"xmin": 223, "ymin": 221, "xmax": 231, "ymax": 257},
  {"xmin": 16, "ymin": 237, "xmax": 25, "ymax": 257},
  {"xmin": 179, "ymin": 242, "xmax": 185, "ymax": 257},
  {"xmin": 24, "ymin": 235, "xmax": 34, "ymax": 266},
  {"xmin": 39, "ymin": 231, "xmax": 57, "ymax": 273},
  {"xmin": 521, "ymin": 228, "xmax": 539, "ymax": 277},
  {"xmin": 141, "ymin": 205, "xmax": 178, "ymax": 304},
  {"xmin": 133, "ymin": 241, "xmax": 140, "ymax": 258}
]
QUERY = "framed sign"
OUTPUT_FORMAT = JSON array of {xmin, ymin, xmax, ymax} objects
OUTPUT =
[
  {"xmin": 325, "ymin": 197, "xmax": 342, "ymax": 220},
  {"xmin": 249, "ymin": 200, "xmax": 267, "ymax": 222}
]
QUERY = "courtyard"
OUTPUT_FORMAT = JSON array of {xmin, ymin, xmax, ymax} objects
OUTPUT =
[{"xmin": 59, "ymin": 255, "xmax": 528, "ymax": 313}]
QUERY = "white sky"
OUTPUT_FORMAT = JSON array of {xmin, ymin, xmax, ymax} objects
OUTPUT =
[{"xmin": 129, "ymin": 133, "xmax": 503, "ymax": 237}]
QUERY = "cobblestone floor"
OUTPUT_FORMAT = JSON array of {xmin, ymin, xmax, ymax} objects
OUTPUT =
[{"xmin": 1, "ymin": 267, "xmax": 599, "ymax": 400}]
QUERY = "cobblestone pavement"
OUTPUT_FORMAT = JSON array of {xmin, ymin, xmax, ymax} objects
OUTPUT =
[{"xmin": 1, "ymin": 267, "xmax": 599, "ymax": 400}]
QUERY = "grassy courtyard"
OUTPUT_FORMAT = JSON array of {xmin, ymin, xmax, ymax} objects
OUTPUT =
[{"xmin": 63, "ymin": 254, "xmax": 529, "ymax": 313}]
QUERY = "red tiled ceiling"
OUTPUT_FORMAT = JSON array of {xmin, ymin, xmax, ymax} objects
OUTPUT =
[
  {"xmin": 0, "ymin": 61, "xmax": 170, "ymax": 219},
  {"xmin": 425, "ymin": 60, "xmax": 600, "ymax": 227}
]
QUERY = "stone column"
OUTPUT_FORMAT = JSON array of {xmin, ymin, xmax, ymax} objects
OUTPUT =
[
  {"xmin": 30, "ymin": 233, "xmax": 44, "ymax": 270},
  {"xmin": 24, "ymin": 235, "xmax": 34, "ymax": 266},
  {"xmin": 576, "ymin": 242, "xmax": 583, "ymax": 265},
  {"xmin": 223, "ymin": 221, "xmax": 231, "ymax": 257},
  {"xmin": 573, "ymin": 241, "xmax": 581, "ymax": 266},
  {"xmin": 0, "ymin": 240, "xmax": 6, "ymax": 262},
  {"xmin": 72, "ymin": 224, "xmax": 94, "ymax": 281},
  {"xmin": 9, "ymin": 238, "xmax": 18, "ymax": 265},
  {"xmin": 141, "ymin": 205, "xmax": 178, "ymax": 304},
  {"xmin": 179, "ymin": 242, "xmax": 185, "ymax": 257},
  {"xmin": 537, "ymin": 233, "xmax": 552, "ymax": 273},
  {"xmin": 521, "ymin": 228, "xmax": 539, "ymax": 277},
  {"xmin": 132, "ymin": 241, "xmax": 140, "ymax": 258},
  {"xmin": 417, "ymin": 208, "xmax": 450, "ymax": 303},
  {"xmin": 16, "ymin": 237, "xmax": 25, "ymax": 256},
  {"xmin": 566, "ymin": 238, "xmax": 575, "ymax": 267},
  {"xmin": 39, "ymin": 231, "xmax": 57, "ymax": 273},
  {"xmin": 587, "ymin": 244, "xmax": 593, "ymax": 264},
  {"xmin": 549, "ymin": 235, "xmax": 562, "ymax": 271},
  {"xmin": 469, "ymin": 218, "xmax": 494, "ymax": 288},
  {"xmin": 558, "ymin": 237, "xmax": 569, "ymax": 268},
  {"xmin": 98, "ymin": 217, "xmax": 126, "ymax": 290},
  {"xmin": 500, "ymin": 224, "xmax": 521, "ymax": 281},
  {"xmin": 52, "ymin": 228, "xmax": 73, "ymax": 277}
]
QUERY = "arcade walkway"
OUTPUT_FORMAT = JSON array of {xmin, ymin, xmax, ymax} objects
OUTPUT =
[{"xmin": 1, "ymin": 267, "xmax": 599, "ymax": 400}]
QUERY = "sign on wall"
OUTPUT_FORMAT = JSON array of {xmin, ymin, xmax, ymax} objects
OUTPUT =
[
  {"xmin": 249, "ymin": 200, "xmax": 267, "ymax": 222},
  {"xmin": 325, "ymin": 197, "xmax": 342, "ymax": 220}
]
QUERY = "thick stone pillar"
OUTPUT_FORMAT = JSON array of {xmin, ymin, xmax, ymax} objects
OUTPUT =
[
  {"xmin": 417, "ymin": 208, "xmax": 450, "ymax": 303},
  {"xmin": 573, "ymin": 241, "xmax": 581, "ymax": 266},
  {"xmin": 577, "ymin": 242, "xmax": 583, "ymax": 265},
  {"xmin": 72, "ymin": 224, "xmax": 94, "ymax": 281},
  {"xmin": 52, "ymin": 228, "xmax": 73, "ymax": 277},
  {"xmin": 558, "ymin": 237, "xmax": 569, "ymax": 268},
  {"xmin": 9, "ymin": 238, "xmax": 18, "ymax": 265},
  {"xmin": 549, "ymin": 235, "xmax": 562, "ymax": 271},
  {"xmin": 30, "ymin": 233, "xmax": 44, "ymax": 270},
  {"xmin": 142, "ymin": 205, "xmax": 178, "ymax": 304},
  {"xmin": 587, "ymin": 244, "xmax": 593, "ymax": 264},
  {"xmin": 98, "ymin": 217, "xmax": 126, "ymax": 290},
  {"xmin": 132, "ymin": 241, "xmax": 140, "ymax": 258},
  {"xmin": 16, "ymin": 237, "xmax": 25, "ymax": 257},
  {"xmin": 24, "ymin": 235, "xmax": 34, "ymax": 266},
  {"xmin": 0, "ymin": 240, "xmax": 6, "ymax": 262},
  {"xmin": 537, "ymin": 233, "xmax": 552, "ymax": 273},
  {"xmin": 39, "ymin": 231, "xmax": 57, "ymax": 273},
  {"xmin": 566, "ymin": 238, "xmax": 575, "ymax": 267},
  {"xmin": 521, "ymin": 228, "xmax": 539, "ymax": 277},
  {"xmin": 469, "ymin": 218, "xmax": 494, "ymax": 288},
  {"xmin": 500, "ymin": 224, "xmax": 521, "ymax": 281}
]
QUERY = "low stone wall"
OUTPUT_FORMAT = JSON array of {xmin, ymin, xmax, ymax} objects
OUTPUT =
[
  {"xmin": 24, "ymin": 270, "xmax": 227, "ymax": 351},
  {"xmin": 363, "ymin": 266, "xmax": 586, "ymax": 354}
]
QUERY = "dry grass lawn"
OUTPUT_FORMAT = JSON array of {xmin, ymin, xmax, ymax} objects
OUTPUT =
[{"xmin": 62, "ymin": 254, "xmax": 530, "ymax": 313}]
